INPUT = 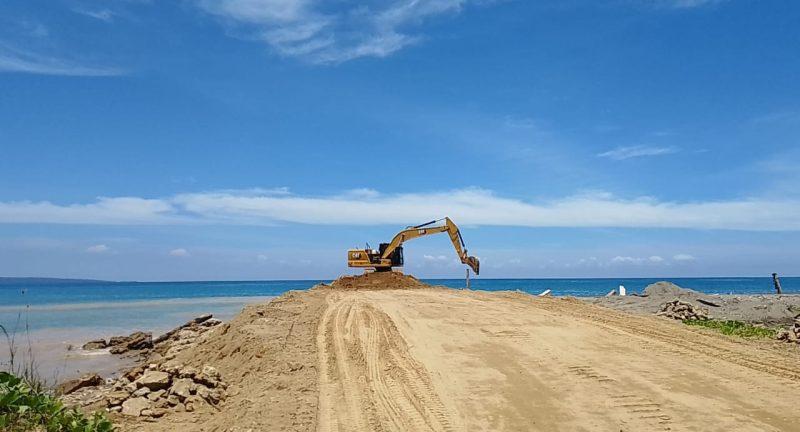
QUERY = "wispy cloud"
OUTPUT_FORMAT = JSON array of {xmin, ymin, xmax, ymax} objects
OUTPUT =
[
  {"xmin": 86, "ymin": 244, "xmax": 110, "ymax": 254},
  {"xmin": 611, "ymin": 255, "xmax": 665, "ymax": 265},
  {"xmin": 597, "ymin": 145, "xmax": 679, "ymax": 160},
  {"xmin": 0, "ymin": 43, "xmax": 123, "ymax": 76},
  {"xmin": 74, "ymin": 9, "xmax": 117, "ymax": 23},
  {"xmin": 749, "ymin": 110, "xmax": 800, "ymax": 126},
  {"xmin": 195, "ymin": 0, "xmax": 488, "ymax": 63},
  {"xmin": 169, "ymin": 248, "xmax": 190, "ymax": 257},
  {"xmin": 2, "ymin": 188, "xmax": 800, "ymax": 231},
  {"xmin": 575, "ymin": 254, "xmax": 691, "ymax": 267},
  {"xmin": 0, "ymin": 197, "xmax": 178, "ymax": 224},
  {"xmin": 652, "ymin": 0, "xmax": 727, "ymax": 9},
  {"xmin": 18, "ymin": 21, "xmax": 49, "ymax": 38}
]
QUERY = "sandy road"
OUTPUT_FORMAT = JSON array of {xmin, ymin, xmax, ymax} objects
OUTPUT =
[{"xmin": 316, "ymin": 288, "xmax": 800, "ymax": 432}]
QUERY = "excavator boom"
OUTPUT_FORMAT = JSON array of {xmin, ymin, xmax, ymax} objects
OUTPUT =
[{"xmin": 347, "ymin": 217, "xmax": 480, "ymax": 275}]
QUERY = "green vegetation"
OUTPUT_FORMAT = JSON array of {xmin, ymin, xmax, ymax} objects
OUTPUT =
[
  {"xmin": 684, "ymin": 319, "xmax": 777, "ymax": 339},
  {"xmin": 0, "ymin": 371, "xmax": 113, "ymax": 432},
  {"xmin": 2, "ymin": 319, "xmax": 114, "ymax": 431}
]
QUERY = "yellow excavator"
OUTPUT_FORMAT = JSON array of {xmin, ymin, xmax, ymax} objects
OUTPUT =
[{"xmin": 347, "ymin": 217, "xmax": 480, "ymax": 275}]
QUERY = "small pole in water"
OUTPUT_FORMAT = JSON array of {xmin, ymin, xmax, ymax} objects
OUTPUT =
[
  {"xmin": 466, "ymin": 268, "xmax": 471, "ymax": 290},
  {"xmin": 772, "ymin": 273, "xmax": 783, "ymax": 295}
]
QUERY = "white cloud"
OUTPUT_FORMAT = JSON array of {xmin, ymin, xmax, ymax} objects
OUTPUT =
[
  {"xmin": 86, "ymin": 244, "xmax": 110, "ymax": 253},
  {"xmin": 195, "ymin": 0, "xmax": 485, "ymax": 63},
  {"xmin": 611, "ymin": 255, "xmax": 666, "ymax": 265},
  {"xmin": 611, "ymin": 256, "xmax": 645, "ymax": 264},
  {"xmin": 598, "ymin": 145, "xmax": 679, "ymax": 160},
  {"xmin": 646, "ymin": 0, "xmax": 726, "ymax": 8},
  {"xmin": 169, "ymin": 248, "xmax": 190, "ymax": 257},
  {"xmin": 0, "ymin": 197, "xmax": 178, "ymax": 225},
  {"xmin": 74, "ymin": 9, "xmax": 116, "ymax": 22},
  {"xmin": 673, "ymin": 253, "xmax": 696, "ymax": 261},
  {"xmin": 0, "ymin": 43, "xmax": 123, "ymax": 76},
  {"xmin": 2, "ymin": 188, "xmax": 800, "ymax": 231},
  {"xmin": 667, "ymin": 0, "xmax": 726, "ymax": 8},
  {"xmin": 257, "ymin": 254, "xmax": 269, "ymax": 261},
  {"xmin": 423, "ymin": 254, "xmax": 448, "ymax": 261}
]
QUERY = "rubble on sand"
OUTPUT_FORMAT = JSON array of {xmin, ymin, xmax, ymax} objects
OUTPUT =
[
  {"xmin": 62, "ymin": 314, "xmax": 227, "ymax": 416},
  {"xmin": 104, "ymin": 363, "xmax": 227, "ymax": 417},
  {"xmin": 590, "ymin": 281, "xmax": 800, "ymax": 326},
  {"xmin": 657, "ymin": 299, "xmax": 710, "ymax": 321},
  {"xmin": 151, "ymin": 314, "xmax": 223, "ymax": 361},
  {"xmin": 776, "ymin": 315, "xmax": 800, "ymax": 344}
]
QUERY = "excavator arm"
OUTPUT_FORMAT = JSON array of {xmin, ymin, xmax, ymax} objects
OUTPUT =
[{"xmin": 380, "ymin": 217, "xmax": 480, "ymax": 275}]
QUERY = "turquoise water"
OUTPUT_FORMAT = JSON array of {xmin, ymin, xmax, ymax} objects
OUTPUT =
[{"xmin": 1, "ymin": 277, "xmax": 797, "ymax": 333}]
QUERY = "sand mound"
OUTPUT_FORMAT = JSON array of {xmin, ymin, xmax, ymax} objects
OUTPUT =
[
  {"xmin": 109, "ymin": 290, "xmax": 328, "ymax": 431},
  {"xmin": 644, "ymin": 281, "xmax": 703, "ymax": 298},
  {"xmin": 321, "ymin": 271, "xmax": 431, "ymax": 291}
]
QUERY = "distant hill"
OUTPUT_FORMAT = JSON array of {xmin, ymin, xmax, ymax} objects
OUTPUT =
[{"xmin": 0, "ymin": 277, "xmax": 112, "ymax": 286}]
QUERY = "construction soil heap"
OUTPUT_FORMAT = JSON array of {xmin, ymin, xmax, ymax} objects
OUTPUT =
[
  {"xmin": 72, "ymin": 274, "xmax": 800, "ymax": 431},
  {"xmin": 322, "ymin": 271, "xmax": 431, "ymax": 290}
]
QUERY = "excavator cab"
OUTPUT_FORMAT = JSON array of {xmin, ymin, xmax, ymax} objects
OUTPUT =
[{"xmin": 378, "ymin": 243, "xmax": 403, "ymax": 268}]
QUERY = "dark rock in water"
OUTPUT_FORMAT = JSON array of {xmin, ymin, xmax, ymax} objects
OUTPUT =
[
  {"xmin": 57, "ymin": 373, "xmax": 103, "ymax": 395},
  {"xmin": 82, "ymin": 339, "xmax": 108, "ymax": 350},
  {"xmin": 193, "ymin": 314, "xmax": 213, "ymax": 324},
  {"xmin": 109, "ymin": 335, "xmax": 129, "ymax": 346},
  {"xmin": 109, "ymin": 331, "xmax": 154, "ymax": 354}
]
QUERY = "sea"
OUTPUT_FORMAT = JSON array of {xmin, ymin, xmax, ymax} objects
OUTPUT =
[{"xmin": 1, "ymin": 277, "xmax": 797, "ymax": 380}]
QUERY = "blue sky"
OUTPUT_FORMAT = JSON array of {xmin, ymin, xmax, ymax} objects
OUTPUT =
[{"xmin": 1, "ymin": 0, "xmax": 799, "ymax": 280}]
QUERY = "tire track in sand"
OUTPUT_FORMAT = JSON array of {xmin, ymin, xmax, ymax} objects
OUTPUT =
[
  {"xmin": 316, "ymin": 292, "xmax": 455, "ymax": 432},
  {"xmin": 523, "ymin": 295, "xmax": 800, "ymax": 382}
]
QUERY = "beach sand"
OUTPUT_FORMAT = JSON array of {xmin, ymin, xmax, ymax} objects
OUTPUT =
[{"xmin": 106, "ymin": 273, "xmax": 800, "ymax": 432}]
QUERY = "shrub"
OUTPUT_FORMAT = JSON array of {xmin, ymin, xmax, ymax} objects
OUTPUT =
[
  {"xmin": 684, "ymin": 319, "xmax": 777, "ymax": 339},
  {"xmin": 0, "ymin": 371, "xmax": 114, "ymax": 432}
]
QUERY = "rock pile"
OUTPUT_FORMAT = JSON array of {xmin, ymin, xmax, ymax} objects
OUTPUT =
[
  {"xmin": 151, "ymin": 314, "xmax": 223, "ymax": 361},
  {"xmin": 656, "ymin": 299, "xmax": 710, "ymax": 321},
  {"xmin": 82, "ymin": 331, "xmax": 153, "ymax": 354},
  {"xmin": 62, "ymin": 314, "xmax": 227, "ymax": 417},
  {"xmin": 776, "ymin": 315, "xmax": 800, "ymax": 344},
  {"xmin": 106, "ymin": 363, "xmax": 227, "ymax": 417},
  {"xmin": 56, "ymin": 373, "xmax": 104, "ymax": 395},
  {"xmin": 81, "ymin": 314, "xmax": 222, "ymax": 358}
]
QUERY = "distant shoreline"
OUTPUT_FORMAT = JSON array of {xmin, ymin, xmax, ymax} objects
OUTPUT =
[{"xmin": 0, "ymin": 277, "xmax": 112, "ymax": 285}]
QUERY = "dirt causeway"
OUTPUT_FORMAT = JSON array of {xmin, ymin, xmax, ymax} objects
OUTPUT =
[{"xmin": 116, "ymin": 274, "xmax": 800, "ymax": 431}]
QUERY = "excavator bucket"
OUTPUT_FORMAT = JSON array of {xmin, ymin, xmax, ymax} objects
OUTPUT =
[{"xmin": 464, "ymin": 256, "xmax": 480, "ymax": 275}]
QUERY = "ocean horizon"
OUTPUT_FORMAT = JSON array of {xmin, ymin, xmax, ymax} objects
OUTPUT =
[{"xmin": 2, "ymin": 276, "xmax": 797, "ymax": 332}]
